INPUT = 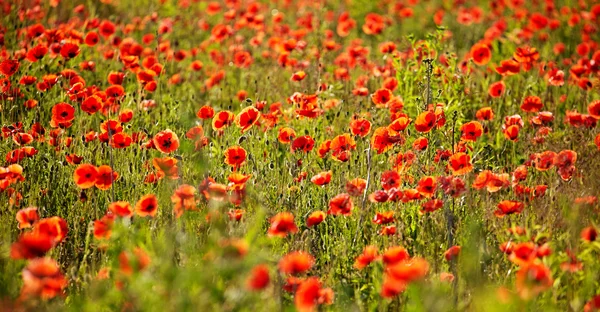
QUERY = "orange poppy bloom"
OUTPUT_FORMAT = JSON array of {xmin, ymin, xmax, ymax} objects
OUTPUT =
[
  {"xmin": 515, "ymin": 262, "xmax": 552, "ymax": 300},
  {"xmin": 73, "ymin": 164, "xmax": 98, "ymax": 189},
  {"xmin": 224, "ymin": 146, "xmax": 247, "ymax": 169},
  {"xmin": 420, "ymin": 198, "xmax": 444, "ymax": 213},
  {"xmin": 153, "ymin": 129, "xmax": 180, "ymax": 153},
  {"xmin": 306, "ymin": 211, "xmax": 326, "ymax": 227},
  {"xmin": 291, "ymin": 71, "xmax": 306, "ymax": 81},
  {"xmin": 495, "ymin": 200, "xmax": 524, "ymax": 217},
  {"xmin": 476, "ymin": 107, "xmax": 494, "ymax": 121},
  {"xmin": 416, "ymin": 176, "xmax": 436, "ymax": 197},
  {"xmin": 354, "ymin": 245, "xmax": 380, "ymax": 269},
  {"xmin": 278, "ymin": 127, "xmax": 296, "ymax": 144},
  {"xmin": 346, "ymin": 178, "xmax": 367, "ymax": 196},
  {"xmin": 371, "ymin": 88, "xmax": 393, "ymax": 108},
  {"xmin": 268, "ymin": 212, "xmax": 298, "ymax": 237},
  {"xmin": 119, "ymin": 247, "xmax": 151, "ymax": 276},
  {"xmin": 212, "ymin": 110, "xmax": 235, "ymax": 131},
  {"xmin": 278, "ymin": 251, "xmax": 314, "ymax": 275},
  {"xmin": 136, "ymin": 194, "xmax": 158, "ymax": 217},
  {"xmin": 108, "ymin": 201, "xmax": 133, "ymax": 218},
  {"xmin": 470, "ymin": 42, "xmax": 492, "ymax": 65},
  {"xmin": 16, "ymin": 207, "xmax": 39, "ymax": 229},
  {"xmin": 389, "ymin": 116, "xmax": 412, "ymax": 132},
  {"xmin": 448, "ymin": 152, "xmax": 473, "ymax": 175},
  {"xmin": 20, "ymin": 257, "xmax": 67, "ymax": 300},
  {"xmin": 330, "ymin": 133, "xmax": 356, "ymax": 162},
  {"xmin": 385, "ymin": 257, "xmax": 429, "ymax": 283},
  {"xmin": 328, "ymin": 193, "xmax": 353, "ymax": 216},
  {"xmin": 370, "ymin": 127, "xmax": 405, "ymax": 154},
  {"xmin": 95, "ymin": 165, "xmax": 118, "ymax": 190},
  {"xmin": 247, "ymin": 264, "xmax": 270, "ymax": 291},
  {"xmin": 171, "ymin": 184, "xmax": 197, "ymax": 217},
  {"xmin": 153, "ymin": 156, "xmax": 179, "ymax": 179},
  {"xmin": 414, "ymin": 111, "xmax": 436, "ymax": 133}
]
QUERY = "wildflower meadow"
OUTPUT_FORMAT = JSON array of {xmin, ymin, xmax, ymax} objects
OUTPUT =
[{"xmin": 1, "ymin": 0, "xmax": 600, "ymax": 311}]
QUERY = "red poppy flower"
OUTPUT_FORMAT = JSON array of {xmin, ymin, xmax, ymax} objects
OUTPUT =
[
  {"xmin": 292, "ymin": 135, "xmax": 315, "ymax": 153},
  {"xmin": 444, "ymin": 246, "xmax": 461, "ymax": 261},
  {"xmin": 105, "ymin": 85, "xmax": 125, "ymax": 98},
  {"xmin": 73, "ymin": 164, "xmax": 98, "ymax": 189},
  {"xmin": 373, "ymin": 211, "xmax": 394, "ymax": 225},
  {"xmin": 294, "ymin": 277, "xmax": 334, "ymax": 312},
  {"xmin": 521, "ymin": 95, "xmax": 543, "ymax": 113},
  {"xmin": 420, "ymin": 198, "xmax": 444, "ymax": 213},
  {"xmin": 20, "ymin": 257, "xmax": 67, "ymax": 300},
  {"xmin": 247, "ymin": 264, "xmax": 270, "ymax": 291},
  {"xmin": 51, "ymin": 102, "xmax": 75, "ymax": 124},
  {"xmin": 350, "ymin": 117, "xmax": 372, "ymax": 137},
  {"xmin": 108, "ymin": 201, "xmax": 133, "ymax": 218},
  {"xmin": 306, "ymin": 211, "xmax": 326, "ymax": 227},
  {"xmin": 278, "ymin": 251, "xmax": 314, "ymax": 275},
  {"xmin": 328, "ymin": 193, "xmax": 353, "ymax": 216},
  {"xmin": 460, "ymin": 121, "xmax": 483, "ymax": 142},
  {"xmin": 224, "ymin": 146, "xmax": 247, "ymax": 169},
  {"xmin": 370, "ymin": 127, "xmax": 405, "ymax": 154},
  {"xmin": 26, "ymin": 45, "xmax": 48, "ymax": 62},
  {"xmin": 0, "ymin": 59, "xmax": 19, "ymax": 76},
  {"xmin": 581, "ymin": 226, "xmax": 597, "ymax": 242},
  {"xmin": 488, "ymin": 81, "xmax": 505, "ymax": 98},
  {"xmin": 470, "ymin": 42, "xmax": 492, "ymax": 65},
  {"xmin": 153, "ymin": 129, "xmax": 179, "ymax": 153},
  {"xmin": 268, "ymin": 212, "xmax": 298, "ymax": 237},
  {"xmin": 34, "ymin": 217, "xmax": 68, "ymax": 244},
  {"xmin": 212, "ymin": 110, "xmax": 235, "ymax": 131},
  {"xmin": 382, "ymin": 246, "xmax": 410, "ymax": 265},
  {"xmin": 10, "ymin": 232, "xmax": 54, "ymax": 259},
  {"xmin": 311, "ymin": 171, "xmax": 332, "ymax": 186},
  {"xmin": 235, "ymin": 106, "xmax": 260, "ymax": 133},
  {"xmin": 354, "ymin": 245, "xmax": 380, "ymax": 269},
  {"xmin": 587, "ymin": 100, "xmax": 600, "ymax": 119},
  {"xmin": 95, "ymin": 165, "xmax": 118, "ymax": 190},
  {"xmin": 381, "ymin": 170, "xmax": 401, "ymax": 190},
  {"xmin": 60, "ymin": 43, "xmax": 80, "ymax": 59},
  {"xmin": 389, "ymin": 116, "xmax": 412, "ymax": 132},
  {"xmin": 495, "ymin": 59, "xmax": 520, "ymax": 75},
  {"xmin": 495, "ymin": 200, "xmax": 524, "ymax": 217}
]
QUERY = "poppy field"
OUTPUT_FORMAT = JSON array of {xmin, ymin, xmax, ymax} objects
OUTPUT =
[{"xmin": 1, "ymin": 0, "xmax": 600, "ymax": 310}]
